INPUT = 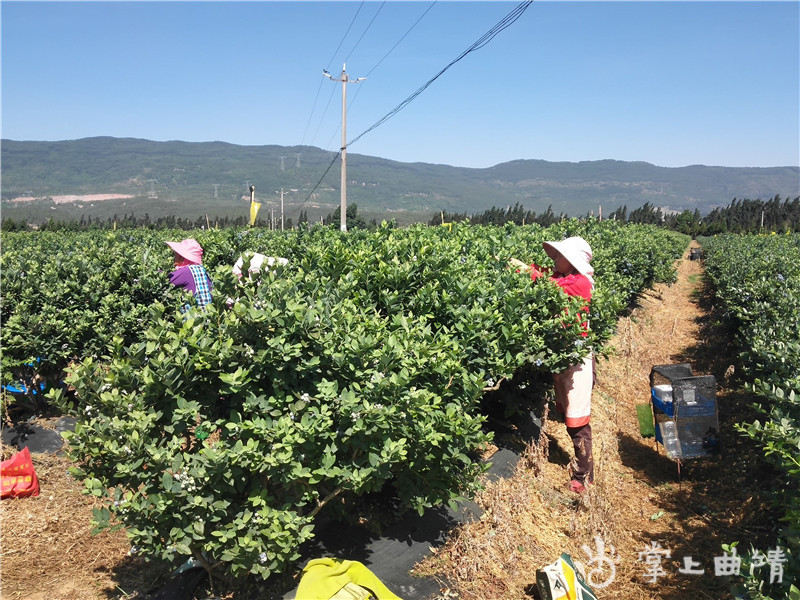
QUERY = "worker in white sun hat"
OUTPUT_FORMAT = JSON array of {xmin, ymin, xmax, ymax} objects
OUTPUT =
[
  {"xmin": 232, "ymin": 252, "xmax": 288, "ymax": 282},
  {"xmin": 529, "ymin": 236, "xmax": 595, "ymax": 494}
]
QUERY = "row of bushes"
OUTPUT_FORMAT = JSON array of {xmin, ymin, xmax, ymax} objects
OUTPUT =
[
  {"xmin": 1, "ymin": 220, "xmax": 690, "ymax": 582},
  {"xmin": 702, "ymin": 233, "xmax": 800, "ymax": 599}
]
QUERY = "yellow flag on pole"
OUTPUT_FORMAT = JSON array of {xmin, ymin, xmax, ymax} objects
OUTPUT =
[{"xmin": 249, "ymin": 202, "xmax": 262, "ymax": 227}]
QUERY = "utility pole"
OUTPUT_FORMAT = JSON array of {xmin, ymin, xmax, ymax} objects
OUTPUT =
[
  {"xmin": 280, "ymin": 188, "xmax": 285, "ymax": 231},
  {"xmin": 324, "ymin": 64, "xmax": 365, "ymax": 232},
  {"xmin": 146, "ymin": 179, "xmax": 158, "ymax": 199}
]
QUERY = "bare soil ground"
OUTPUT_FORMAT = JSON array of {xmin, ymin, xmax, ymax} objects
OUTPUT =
[
  {"xmin": 9, "ymin": 194, "xmax": 135, "ymax": 204},
  {"xmin": 1, "ymin": 242, "xmax": 780, "ymax": 599}
]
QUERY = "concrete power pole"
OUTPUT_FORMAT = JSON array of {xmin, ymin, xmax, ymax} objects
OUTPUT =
[{"xmin": 324, "ymin": 64, "xmax": 365, "ymax": 232}]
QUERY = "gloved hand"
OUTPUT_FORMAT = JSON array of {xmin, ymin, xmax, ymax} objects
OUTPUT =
[{"xmin": 508, "ymin": 257, "xmax": 529, "ymax": 272}]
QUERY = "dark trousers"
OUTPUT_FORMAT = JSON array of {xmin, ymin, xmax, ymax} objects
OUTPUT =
[{"xmin": 566, "ymin": 423, "xmax": 594, "ymax": 483}]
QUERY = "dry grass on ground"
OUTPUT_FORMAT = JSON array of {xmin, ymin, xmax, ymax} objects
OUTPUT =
[
  {"xmin": 0, "ymin": 243, "xmax": 782, "ymax": 600},
  {"xmin": 0, "ymin": 432, "xmax": 174, "ymax": 600},
  {"xmin": 415, "ymin": 243, "xmax": 781, "ymax": 600}
]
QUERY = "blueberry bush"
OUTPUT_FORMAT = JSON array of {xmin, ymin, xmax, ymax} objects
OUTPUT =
[
  {"xmin": 2, "ymin": 220, "xmax": 689, "ymax": 581},
  {"xmin": 703, "ymin": 233, "xmax": 800, "ymax": 599}
]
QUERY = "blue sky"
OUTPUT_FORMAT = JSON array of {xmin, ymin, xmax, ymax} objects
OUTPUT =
[{"xmin": 2, "ymin": 1, "xmax": 798, "ymax": 169}]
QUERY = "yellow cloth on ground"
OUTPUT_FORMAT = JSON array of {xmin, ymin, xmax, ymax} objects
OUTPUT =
[{"xmin": 294, "ymin": 557, "xmax": 402, "ymax": 600}]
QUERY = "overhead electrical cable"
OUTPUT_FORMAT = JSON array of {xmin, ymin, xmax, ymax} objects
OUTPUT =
[
  {"xmin": 292, "ymin": 0, "xmax": 533, "ymax": 218},
  {"xmin": 301, "ymin": 1, "xmax": 366, "ymax": 147},
  {"xmin": 291, "ymin": 3, "xmax": 437, "ymax": 218},
  {"xmin": 325, "ymin": 1, "xmax": 365, "ymax": 71},
  {"xmin": 320, "ymin": 2, "xmax": 387, "ymax": 152},
  {"xmin": 344, "ymin": 2, "xmax": 386, "ymax": 65},
  {"xmin": 292, "ymin": 151, "xmax": 342, "ymax": 217},
  {"xmin": 347, "ymin": 2, "xmax": 437, "ymax": 112},
  {"xmin": 300, "ymin": 79, "xmax": 330, "ymax": 148},
  {"xmin": 323, "ymin": 1, "xmax": 437, "ymax": 159},
  {"xmin": 364, "ymin": 1, "xmax": 436, "ymax": 79},
  {"xmin": 309, "ymin": 85, "xmax": 340, "ymax": 151},
  {"xmin": 347, "ymin": 0, "xmax": 532, "ymax": 148}
]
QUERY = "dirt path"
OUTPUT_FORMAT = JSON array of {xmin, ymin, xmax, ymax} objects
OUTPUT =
[{"xmin": 419, "ymin": 243, "xmax": 779, "ymax": 599}]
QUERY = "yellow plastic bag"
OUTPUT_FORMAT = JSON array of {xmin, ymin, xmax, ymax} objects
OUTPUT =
[{"xmin": 294, "ymin": 558, "xmax": 401, "ymax": 600}]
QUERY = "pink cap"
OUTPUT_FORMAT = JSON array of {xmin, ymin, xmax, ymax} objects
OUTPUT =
[{"xmin": 166, "ymin": 238, "xmax": 204, "ymax": 264}]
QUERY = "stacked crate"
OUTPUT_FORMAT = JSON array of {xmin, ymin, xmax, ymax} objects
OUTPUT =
[{"xmin": 650, "ymin": 363, "xmax": 719, "ymax": 459}]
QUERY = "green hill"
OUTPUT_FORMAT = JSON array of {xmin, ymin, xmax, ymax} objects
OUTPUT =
[{"xmin": 2, "ymin": 137, "xmax": 797, "ymax": 225}]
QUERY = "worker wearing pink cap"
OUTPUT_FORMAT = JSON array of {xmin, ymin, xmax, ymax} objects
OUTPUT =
[{"xmin": 165, "ymin": 238, "xmax": 213, "ymax": 308}]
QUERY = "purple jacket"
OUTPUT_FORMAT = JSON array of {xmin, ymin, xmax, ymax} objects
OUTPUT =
[{"xmin": 169, "ymin": 265, "xmax": 213, "ymax": 307}]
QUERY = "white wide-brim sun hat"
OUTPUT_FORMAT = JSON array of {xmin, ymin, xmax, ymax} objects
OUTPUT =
[{"xmin": 542, "ymin": 236, "xmax": 594, "ymax": 281}]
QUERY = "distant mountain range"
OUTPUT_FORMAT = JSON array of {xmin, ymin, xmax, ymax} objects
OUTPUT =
[{"xmin": 2, "ymin": 137, "xmax": 798, "ymax": 225}]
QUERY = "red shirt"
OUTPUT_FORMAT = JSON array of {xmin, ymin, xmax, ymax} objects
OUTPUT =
[
  {"xmin": 551, "ymin": 272, "xmax": 592, "ymax": 302},
  {"xmin": 546, "ymin": 271, "xmax": 592, "ymax": 336}
]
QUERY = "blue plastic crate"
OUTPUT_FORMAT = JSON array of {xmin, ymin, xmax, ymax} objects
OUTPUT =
[
  {"xmin": 650, "ymin": 364, "xmax": 719, "ymax": 460},
  {"xmin": 651, "ymin": 390, "xmax": 674, "ymax": 417},
  {"xmin": 2, "ymin": 381, "xmax": 46, "ymax": 395}
]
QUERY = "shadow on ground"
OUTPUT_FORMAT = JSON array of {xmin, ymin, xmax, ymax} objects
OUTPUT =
[
  {"xmin": 138, "ymin": 385, "xmax": 547, "ymax": 600},
  {"xmin": 613, "ymin": 275, "xmax": 783, "ymax": 600}
]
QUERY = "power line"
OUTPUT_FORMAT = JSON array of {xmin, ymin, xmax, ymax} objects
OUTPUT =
[
  {"xmin": 290, "ymin": 1, "xmax": 533, "ymax": 221},
  {"xmin": 318, "ymin": 2, "xmax": 387, "ymax": 155},
  {"xmin": 325, "ymin": 1, "xmax": 365, "ymax": 72},
  {"xmin": 309, "ymin": 84, "xmax": 341, "ymax": 151},
  {"xmin": 301, "ymin": 1, "xmax": 366, "ymax": 147},
  {"xmin": 347, "ymin": 2, "xmax": 437, "ymax": 119},
  {"xmin": 344, "ymin": 2, "xmax": 386, "ymax": 65},
  {"xmin": 323, "ymin": 2, "xmax": 438, "ymax": 156},
  {"xmin": 289, "ymin": 151, "xmax": 341, "ymax": 217},
  {"xmin": 364, "ymin": 2, "xmax": 437, "ymax": 80},
  {"xmin": 300, "ymin": 80, "xmax": 328, "ymax": 148},
  {"xmin": 348, "ymin": 0, "xmax": 533, "ymax": 148}
]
